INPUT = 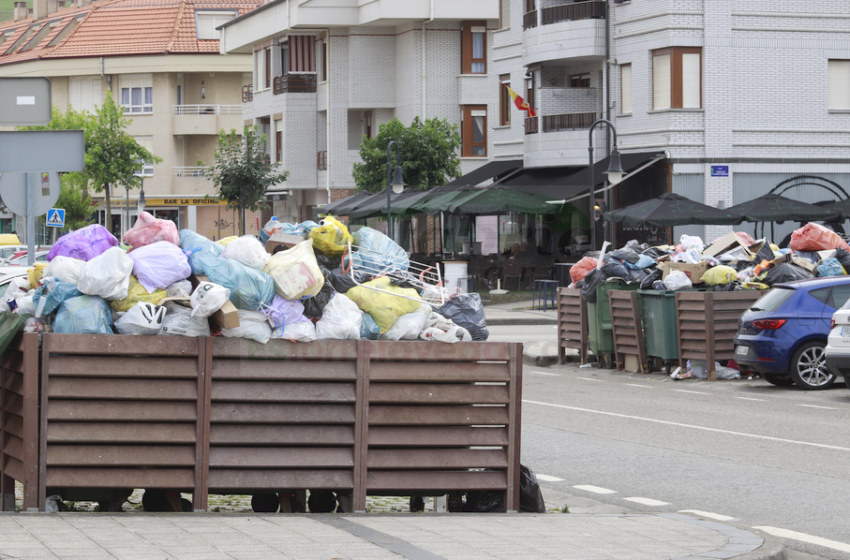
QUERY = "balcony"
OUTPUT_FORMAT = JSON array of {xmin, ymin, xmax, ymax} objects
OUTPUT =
[
  {"xmin": 524, "ymin": 116, "xmax": 538, "ymax": 135},
  {"xmin": 524, "ymin": 112, "xmax": 604, "ymax": 167},
  {"xmin": 523, "ymin": 9, "xmax": 537, "ymax": 30},
  {"xmin": 242, "ymin": 84, "xmax": 252, "ymax": 103},
  {"xmin": 542, "ymin": 0, "xmax": 605, "ymax": 25},
  {"xmin": 523, "ymin": 1, "xmax": 606, "ymax": 65},
  {"xmin": 171, "ymin": 105, "xmax": 242, "ymax": 136},
  {"xmin": 317, "ymin": 151, "xmax": 327, "ymax": 171},
  {"xmin": 273, "ymin": 74, "xmax": 318, "ymax": 95},
  {"xmin": 173, "ymin": 166, "xmax": 209, "ymax": 177},
  {"xmin": 541, "ymin": 111, "xmax": 599, "ymax": 132},
  {"xmin": 172, "ymin": 167, "xmax": 213, "ymax": 195}
]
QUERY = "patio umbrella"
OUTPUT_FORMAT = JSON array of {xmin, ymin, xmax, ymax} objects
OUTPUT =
[
  {"xmin": 448, "ymin": 188, "xmax": 560, "ymax": 215},
  {"xmin": 726, "ymin": 193, "xmax": 841, "ymax": 223},
  {"xmin": 820, "ymin": 198, "xmax": 850, "ymax": 221},
  {"xmin": 603, "ymin": 193, "xmax": 744, "ymax": 228},
  {"xmin": 320, "ymin": 190, "xmax": 376, "ymax": 216},
  {"xmin": 347, "ymin": 189, "xmax": 430, "ymax": 219}
]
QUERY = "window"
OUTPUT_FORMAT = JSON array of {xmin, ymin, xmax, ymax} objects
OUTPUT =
[
  {"xmin": 461, "ymin": 21, "xmax": 486, "ymax": 74},
  {"xmin": 119, "ymin": 75, "xmax": 153, "ymax": 114},
  {"xmin": 462, "ymin": 106, "xmax": 487, "ymax": 157},
  {"xmin": 526, "ymin": 75, "xmax": 535, "ymax": 111},
  {"xmin": 570, "ymin": 73, "xmax": 590, "ymax": 88},
  {"xmin": 652, "ymin": 47, "xmax": 702, "ymax": 109},
  {"xmin": 499, "ymin": 74, "xmax": 511, "ymax": 125},
  {"xmin": 620, "ymin": 64, "xmax": 632, "ymax": 113},
  {"xmin": 264, "ymin": 48, "xmax": 271, "ymax": 89},
  {"xmin": 276, "ymin": 130, "xmax": 282, "ymax": 163},
  {"xmin": 526, "ymin": 0, "xmax": 535, "ymax": 10},
  {"xmin": 134, "ymin": 136, "xmax": 154, "ymax": 176},
  {"xmin": 195, "ymin": 11, "xmax": 236, "ymax": 40},
  {"xmin": 830, "ymin": 285, "xmax": 850, "ymax": 309},
  {"xmin": 281, "ymin": 43, "xmax": 289, "ymax": 76},
  {"xmin": 49, "ymin": 15, "xmax": 83, "ymax": 46},
  {"xmin": 6, "ymin": 24, "xmax": 38, "ymax": 55},
  {"xmin": 809, "ymin": 288, "xmax": 831, "ymax": 305},
  {"xmin": 828, "ymin": 60, "xmax": 850, "ymax": 110},
  {"xmin": 21, "ymin": 19, "xmax": 59, "ymax": 52},
  {"xmin": 321, "ymin": 41, "xmax": 327, "ymax": 82},
  {"xmin": 69, "ymin": 77, "xmax": 102, "ymax": 113},
  {"xmin": 364, "ymin": 110, "xmax": 372, "ymax": 139}
]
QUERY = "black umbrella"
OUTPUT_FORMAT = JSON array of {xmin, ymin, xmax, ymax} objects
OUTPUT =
[
  {"xmin": 603, "ymin": 193, "xmax": 744, "ymax": 228},
  {"xmin": 319, "ymin": 190, "xmax": 375, "ymax": 216},
  {"xmin": 727, "ymin": 193, "xmax": 841, "ymax": 223},
  {"xmin": 820, "ymin": 198, "xmax": 850, "ymax": 222}
]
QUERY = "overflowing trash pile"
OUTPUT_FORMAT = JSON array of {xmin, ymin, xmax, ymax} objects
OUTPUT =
[
  {"xmin": 570, "ymin": 222, "xmax": 850, "ymax": 303},
  {"xmin": 2, "ymin": 213, "xmax": 488, "ymax": 344}
]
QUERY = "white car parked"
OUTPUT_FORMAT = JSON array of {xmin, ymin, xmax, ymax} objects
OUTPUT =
[{"xmin": 824, "ymin": 301, "xmax": 850, "ymax": 388}]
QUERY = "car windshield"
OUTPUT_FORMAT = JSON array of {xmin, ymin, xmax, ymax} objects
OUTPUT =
[{"xmin": 750, "ymin": 287, "xmax": 794, "ymax": 312}]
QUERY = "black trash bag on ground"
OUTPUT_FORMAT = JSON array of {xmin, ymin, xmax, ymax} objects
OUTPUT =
[
  {"xmin": 641, "ymin": 247, "xmax": 668, "ymax": 259},
  {"xmin": 464, "ymin": 490, "xmax": 504, "ymax": 513},
  {"xmin": 764, "ymin": 262, "xmax": 814, "ymax": 286},
  {"xmin": 251, "ymin": 493, "xmax": 280, "ymax": 513},
  {"xmin": 600, "ymin": 261, "xmax": 631, "ymax": 281},
  {"xmin": 329, "ymin": 268, "xmax": 357, "ymax": 293},
  {"xmin": 519, "ymin": 465, "xmax": 546, "ymax": 513},
  {"xmin": 640, "ymin": 268, "xmax": 662, "ymax": 290},
  {"xmin": 302, "ymin": 267, "xmax": 335, "ymax": 319},
  {"xmin": 581, "ymin": 268, "xmax": 606, "ymax": 303},
  {"xmin": 313, "ymin": 248, "xmax": 339, "ymax": 270},
  {"xmin": 435, "ymin": 292, "xmax": 489, "ymax": 341},
  {"xmin": 609, "ymin": 248, "xmax": 640, "ymax": 264},
  {"xmin": 628, "ymin": 268, "xmax": 650, "ymax": 284},
  {"xmin": 833, "ymin": 248, "xmax": 850, "ymax": 271}
]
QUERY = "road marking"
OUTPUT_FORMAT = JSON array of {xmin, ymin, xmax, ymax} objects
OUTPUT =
[
  {"xmin": 753, "ymin": 526, "xmax": 850, "ymax": 554},
  {"xmin": 573, "ymin": 485, "xmax": 617, "ymax": 495},
  {"xmin": 674, "ymin": 390, "xmax": 711, "ymax": 395},
  {"xmin": 624, "ymin": 497, "xmax": 669, "ymax": 506},
  {"xmin": 577, "ymin": 377, "xmax": 604, "ymax": 382},
  {"xmin": 530, "ymin": 371, "xmax": 559, "ymax": 376},
  {"xmin": 626, "ymin": 384, "xmax": 652, "ymax": 389},
  {"xmin": 536, "ymin": 474, "xmax": 564, "ymax": 482},
  {"xmin": 523, "ymin": 399, "xmax": 850, "ymax": 453},
  {"xmin": 735, "ymin": 397, "xmax": 766, "ymax": 402},
  {"xmin": 679, "ymin": 509, "xmax": 735, "ymax": 521},
  {"xmin": 798, "ymin": 404, "xmax": 837, "ymax": 410}
]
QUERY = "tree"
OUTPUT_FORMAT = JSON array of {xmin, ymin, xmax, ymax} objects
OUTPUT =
[
  {"xmin": 47, "ymin": 179, "xmax": 96, "ymax": 232},
  {"xmin": 352, "ymin": 117, "xmax": 462, "ymax": 193},
  {"xmin": 205, "ymin": 126, "xmax": 289, "ymax": 235}
]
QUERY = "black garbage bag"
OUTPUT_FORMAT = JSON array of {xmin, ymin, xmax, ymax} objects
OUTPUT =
[
  {"xmin": 714, "ymin": 281, "xmax": 740, "ymax": 292},
  {"xmin": 519, "ymin": 465, "xmax": 546, "ymax": 513},
  {"xmin": 390, "ymin": 270, "xmax": 421, "ymax": 290},
  {"xmin": 600, "ymin": 261, "xmax": 631, "ymax": 281},
  {"xmin": 833, "ymin": 248, "xmax": 850, "ymax": 271},
  {"xmin": 651, "ymin": 280, "xmax": 666, "ymax": 291},
  {"xmin": 734, "ymin": 259, "xmax": 754, "ymax": 272},
  {"xmin": 609, "ymin": 248, "xmax": 640, "ymax": 264},
  {"xmin": 435, "ymin": 293, "xmax": 489, "ymax": 341},
  {"xmin": 313, "ymin": 248, "xmax": 339, "ymax": 270},
  {"xmin": 764, "ymin": 262, "xmax": 814, "ymax": 286},
  {"xmin": 751, "ymin": 242, "xmax": 773, "ymax": 265},
  {"xmin": 302, "ymin": 267, "xmax": 335, "ymax": 319},
  {"xmin": 624, "ymin": 239, "xmax": 642, "ymax": 252},
  {"xmin": 465, "ymin": 490, "xmax": 504, "ymax": 513},
  {"xmin": 329, "ymin": 268, "xmax": 357, "ymax": 293},
  {"xmin": 641, "ymin": 247, "xmax": 668, "ymax": 259},
  {"xmin": 640, "ymin": 268, "xmax": 662, "ymax": 290},
  {"xmin": 581, "ymin": 268, "xmax": 606, "ymax": 303},
  {"xmin": 628, "ymin": 268, "xmax": 650, "ymax": 284}
]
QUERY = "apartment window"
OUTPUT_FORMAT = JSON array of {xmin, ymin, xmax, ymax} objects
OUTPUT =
[
  {"xmin": 499, "ymin": 74, "xmax": 511, "ymax": 125},
  {"xmin": 275, "ymin": 130, "xmax": 282, "ymax": 162},
  {"xmin": 652, "ymin": 47, "xmax": 702, "ymax": 109},
  {"xmin": 828, "ymin": 60, "xmax": 850, "ymax": 110},
  {"xmin": 462, "ymin": 106, "xmax": 487, "ymax": 157},
  {"xmin": 526, "ymin": 75, "xmax": 535, "ymax": 111},
  {"xmin": 321, "ymin": 41, "xmax": 327, "ymax": 82},
  {"xmin": 364, "ymin": 110, "xmax": 372, "ymax": 139},
  {"xmin": 526, "ymin": 0, "xmax": 535, "ymax": 10},
  {"xmin": 195, "ymin": 10, "xmax": 236, "ymax": 40},
  {"xmin": 69, "ymin": 77, "xmax": 102, "ymax": 113},
  {"xmin": 264, "ymin": 48, "xmax": 271, "ymax": 89},
  {"xmin": 461, "ymin": 21, "xmax": 486, "ymax": 74},
  {"xmin": 134, "ymin": 137, "xmax": 154, "ymax": 176},
  {"xmin": 570, "ymin": 73, "xmax": 590, "ymax": 88},
  {"xmin": 119, "ymin": 74, "xmax": 153, "ymax": 114},
  {"xmin": 620, "ymin": 64, "xmax": 632, "ymax": 113}
]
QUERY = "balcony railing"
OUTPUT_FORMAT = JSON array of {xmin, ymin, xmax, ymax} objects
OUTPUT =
[
  {"xmin": 173, "ymin": 166, "xmax": 209, "ymax": 177},
  {"xmin": 172, "ymin": 105, "xmax": 241, "ymax": 115},
  {"xmin": 541, "ymin": 111, "xmax": 600, "ymax": 132},
  {"xmin": 523, "ymin": 9, "xmax": 538, "ymax": 30},
  {"xmin": 524, "ymin": 116, "xmax": 538, "ymax": 135},
  {"xmin": 542, "ymin": 0, "xmax": 605, "ymax": 25},
  {"xmin": 274, "ymin": 74, "xmax": 318, "ymax": 95},
  {"xmin": 242, "ymin": 84, "xmax": 253, "ymax": 103},
  {"xmin": 317, "ymin": 150, "xmax": 328, "ymax": 171}
]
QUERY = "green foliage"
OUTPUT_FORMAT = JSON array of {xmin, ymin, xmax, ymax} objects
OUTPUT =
[
  {"xmin": 352, "ymin": 117, "xmax": 461, "ymax": 193},
  {"xmin": 205, "ymin": 126, "xmax": 289, "ymax": 235},
  {"xmin": 49, "ymin": 178, "xmax": 95, "ymax": 232}
]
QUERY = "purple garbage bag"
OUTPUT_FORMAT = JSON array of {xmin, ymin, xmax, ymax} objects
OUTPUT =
[
  {"xmin": 48, "ymin": 224, "xmax": 119, "ymax": 262},
  {"xmin": 129, "ymin": 241, "xmax": 193, "ymax": 293},
  {"xmin": 259, "ymin": 294, "xmax": 310, "ymax": 334}
]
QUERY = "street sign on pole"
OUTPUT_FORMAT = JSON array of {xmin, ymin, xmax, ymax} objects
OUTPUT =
[
  {"xmin": 0, "ymin": 130, "xmax": 85, "ymax": 172},
  {"xmin": 0, "ymin": 171, "xmax": 61, "ymax": 216},
  {"xmin": 0, "ymin": 77, "xmax": 52, "ymax": 126},
  {"xmin": 46, "ymin": 208, "xmax": 65, "ymax": 228}
]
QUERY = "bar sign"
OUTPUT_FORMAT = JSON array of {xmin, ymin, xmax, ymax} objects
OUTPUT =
[{"xmin": 711, "ymin": 165, "xmax": 729, "ymax": 177}]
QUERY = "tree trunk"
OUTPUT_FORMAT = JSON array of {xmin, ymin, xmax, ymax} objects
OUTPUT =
[
  {"xmin": 237, "ymin": 203, "xmax": 244, "ymax": 236},
  {"xmin": 104, "ymin": 185, "xmax": 113, "ymax": 238}
]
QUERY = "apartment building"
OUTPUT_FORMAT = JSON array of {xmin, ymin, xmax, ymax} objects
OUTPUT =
[{"xmin": 0, "ymin": 0, "xmax": 262, "ymax": 240}]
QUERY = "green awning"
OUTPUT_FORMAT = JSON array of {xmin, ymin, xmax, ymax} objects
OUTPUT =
[{"xmin": 448, "ymin": 188, "xmax": 560, "ymax": 215}]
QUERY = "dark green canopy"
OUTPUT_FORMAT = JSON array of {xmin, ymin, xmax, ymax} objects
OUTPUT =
[
  {"xmin": 603, "ymin": 193, "xmax": 744, "ymax": 227},
  {"xmin": 727, "ymin": 193, "xmax": 841, "ymax": 223},
  {"xmin": 817, "ymin": 198, "xmax": 850, "ymax": 222},
  {"xmin": 320, "ymin": 190, "xmax": 376, "ymax": 216}
]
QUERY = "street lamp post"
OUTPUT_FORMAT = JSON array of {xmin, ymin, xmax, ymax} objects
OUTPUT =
[
  {"xmin": 138, "ymin": 184, "xmax": 146, "ymax": 215},
  {"xmin": 385, "ymin": 140, "xmax": 406, "ymax": 242},
  {"xmin": 588, "ymin": 119, "xmax": 624, "ymax": 252},
  {"xmin": 124, "ymin": 175, "xmax": 144, "ymax": 237}
]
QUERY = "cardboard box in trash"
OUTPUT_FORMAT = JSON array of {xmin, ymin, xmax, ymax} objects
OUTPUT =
[
  {"xmin": 657, "ymin": 261, "xmax": 710, "ymax": 284},
  {"xmin": 265, "ymin": 233, "xmax": 303, "ymax": 255},
  {"xmin": 703, "ymin": 232, "xmax": 753, "ymax": 259},
  {"xmin": 773, "ymin": 253, "xmax": 818, "ymax": 274},
  {"xmin": 187, "ymin": 273, "xmax": 240, "ymax": 329}
]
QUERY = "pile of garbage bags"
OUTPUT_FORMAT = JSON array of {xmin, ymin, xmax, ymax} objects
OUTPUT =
[{"xmin": 4, "ymin": 212, "xmax": 487, "ymax": 345}]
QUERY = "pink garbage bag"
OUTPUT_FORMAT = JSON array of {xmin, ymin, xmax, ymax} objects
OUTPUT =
[
  {"xmin": 790, "ymin": 223, "xmax": 850, "ymax": 252},
  {"xmin": 47, "ymin": 224, "xmax": 118, "ymax": 262},
  {"xmin": 735, "ymin": 232, "xmax": 756, "ymax": 246},
  {"xmin": 123, "ymin": 211, "xmax": 179, "ymax": 250}
]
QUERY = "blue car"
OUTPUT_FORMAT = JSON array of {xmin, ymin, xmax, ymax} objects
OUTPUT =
[{"xmin": 734, "ymin": 277, "xmax": 850, "ymax": 390}]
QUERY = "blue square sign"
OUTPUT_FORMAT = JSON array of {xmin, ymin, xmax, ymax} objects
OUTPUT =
[
  {"xmin": 46, "ymin": 208, "xmax": 64, "ymax": 227},
  {"xmin": 711, "ymin": 165, "xmax": 729, "ymax": 177}
]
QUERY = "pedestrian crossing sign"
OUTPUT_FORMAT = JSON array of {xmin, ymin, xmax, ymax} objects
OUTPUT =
[{"xmin": 46, "ymin": 208, "xmax": 64, "ymax": 227}]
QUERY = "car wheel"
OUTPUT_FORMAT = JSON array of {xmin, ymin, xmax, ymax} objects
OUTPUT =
[
  {"xmin": 762, "ymin": 374, "xmax": 794, "ymax": 387},
  {"xmin": 789, "ymin": 342, "xmax": 835, "ymax": 390}
]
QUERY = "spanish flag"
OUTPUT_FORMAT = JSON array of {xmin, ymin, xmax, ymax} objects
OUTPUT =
[{"xmin": 504, "ymin": 84, "xmax": 536, "ymax": 117}]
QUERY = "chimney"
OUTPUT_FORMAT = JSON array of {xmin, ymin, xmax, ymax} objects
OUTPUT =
[
  {"xmin": 13, "ymin": 1, "xmax": 28, "ymax": 21},
  {"xmin": 47, "ymin": 0, "xmax": 57, "ymax": 14},
  {"xmin": 57, "ymin": 0, "xmax": 67, "ymax": 8},
  {"xmin": 33, "ymin": 0, "xmax": 48, "ymax": 20}
]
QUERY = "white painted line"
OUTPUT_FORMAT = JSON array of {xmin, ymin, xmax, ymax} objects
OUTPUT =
[
  {"xmin": 626, "ymin": 384, "xmax": 652, "ymax": 389},
  {"xmin": 679, "ymin": 509, "xmax": 735, "ymax": 521},
  {"xmin": 523, "ymin": 399, "xmax": 850, "ymax": 453},
  {"xmin": 674, "ymin": 390, "xmax": 711, "ymax": 395},
  {"xmin": 798, "ymin": 404, "xmax": 837, "ymax": 410},
  {"xmin": 573, "ymin": 485, "xmax": 617, "ymax": 495},
  {"xmin": 577, "ymin": 377, "xmax": 604, "ymax": 382},
  {"xmin": 624, "ymin": 497, "xmax": 669, "ymax": 507},
  {"xmin": 754, "ymin": 526, "xmax": 850, "ymax": 554},
  {"xmin": 530, "ymin": 371, "xmax": 559, "ymax": 376},
  {"xmin": 536, "ymin": 474, "xmax": 564, "ymax": 482},
  {"xmin": 735, "ymin": 397, "xmax": 766, "ymax": 402}
]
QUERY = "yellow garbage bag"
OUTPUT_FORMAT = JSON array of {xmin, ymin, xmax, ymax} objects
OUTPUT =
[
  {"xmin": 769, "ymin": 243, "xmax": 780, "ymax": 252},
  {"xmin": 346, "ymin": 276, "xmax": 421, "ymax": 333},
  {"xmin": 701, "ymin": 265, "xmax": 738, "ymax": 286},
  {"xmin": 742, "ymin": 282, "xmax": 770, "ymax": 290},
  {"xmin": 308, "ymin": 216, "xmax": 352, "ymax": 256},
  {"xmin": 262, "ymin": 239, "xmax": 324, "ymax": 299},
  {"xmin": 217, "ymin": 236, "xmax": 238, "ymax": 246},
  {"xmin": 110, "ymin": 275, "xmax": 167, "ymax": 312},
  {"xmin": 27, "ymin": 263, "xmax": 48, "ymax": 287}
]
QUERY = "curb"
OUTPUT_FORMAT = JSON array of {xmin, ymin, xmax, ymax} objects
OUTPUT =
[
  {"xmin": 659, "ymin": 513, "xmax": 786, "ymax": 560},
  {"xmin": 732, "ymin": 542, "xmax": 787, "ymax": 560},
  {"xmin": 486, "ymin": 318, "xmax": 558, "ymax": 326}
]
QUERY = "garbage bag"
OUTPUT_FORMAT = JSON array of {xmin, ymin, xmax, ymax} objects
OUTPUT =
[
  {"xmin": 114, "ymin": 302, "xmax": 166, "ymax": 335},
  {"xmin": 569, "ymin": 257, "xmax": 598, "ymax": 284},
  {"xmin": 32, "ymin": 278, "xmax": 82, "ymax": 317},
  {"xmin": 308, "ymin": 216, "xmax": 353, "ymax": 257},
  {"xmin": 580, "ymin": 268, "xmax": 606, "ymax": 303},
  {"xmin": 640, "ymin": 268, "xmax": 662, "ymax": 290},
  {"xmin": 77, "ymin": 247, "xmax": 135, "ymax": 301},
  {"xmin": 680, "ymin": 235, "xmax": 704, "ymax": 252},
  {"xmin": 129, "ymin": 241, "xmax": 192, "ymax": 293},
  {"xmin": 123, "ymin": 211, "xmax": 179, "ymax": 249},
  {"xmin": 15, "ymin": 294, "xmax": 35, "ymax": 315},
  {"xmin": 642, "ymin": 247, "xmax": 669, "ymax": 259},
  {"xmin": 790, "ymin": 222, "xmax": 850, "ymax": 252},
  {"xmin": 735, "ymin": 232, "xmax": 756, "ymax": 246},
  {"xmin": 330, "ymin": 268, "xmax": 358, "ymax": 293},
  {"xmin": 465, "ymin": 491, "xmax": 504, "ymax": 513},
  {"xmin": 420, "ymin": 325, "xmax": 472, "ymax": 343},
  {"xmin": 190, "ymin": 281, "xmax": 231, "ymax": 318},
  {"xmin": 259, "ymin": 295, "xmax": 309, "ymax": 335},
  {"xmin": 179, "ymin": 229, "xmax": 224, "ymax": 275},
  {"xmin": 222, "ymin": 310, "xmax": 273, "ymax": 344},
  {"xmin": 628, "ymin": 268, "xmax": 650, "ymax": 284},
  {"xmin": 278, "ymin": 320, "xmax": 317, "ymax": 342},
  {"xmin": 763, "ymin": 262, "xmax": 814, "ymax": 286},
  {"xmin": 221, "ymin": 235, "xmax": 271, "ymax": 271},
  {"xmin": 260, "ymin": 216, "xmax": 284, "ymax": 243},
  {"xmin": 166, "ymin": 280, "xmax": 193, "ymax": 298},
  {"xmin": 54, "ymin": 295, "xmax": 114, "ymax": 335},
  {"xmin": 0, "ymin": 312, "xmax": 29, "ymax": 356},
  {"xmin": 110, "ymin": 276, "xmax": 167, "ymax": 312},
  {"xmin": 161, "ymin": 303, "xmax": 211, "ymax": 337},
  {"xmin": 263, "ymin": 239, "xmax": 325, "ymax": 300},
  {"xmin": 701, "ymin": 265, "xmax": 738, "ymax": 286},
  {"xmin": 43, "ymin": 256, "xmax": 85, "ymax": 286},
  {"xmin": 351, "ymin": 227, "xmax": 409, "ymax": 273},
  {"xmin": 818, "ymin": 258, "xmax": 845, "ymax": 277},
  {"xmin": 652, "ymin": 280, "xmax": 666, "ymax": 291},
  {"xmin": 4, "ymin": 277, "xmax": 31, "ymax": 303},
  {"xmin": 751, "ymin": 242, "xmax": 774, "ymax": 265},
  {"xmin": 833, "ymin": 248, "xmax": 850, "ymax": 271},
  {"xmin": 624, "ymin": 254, "xmax": 656, "ymax": 270},
  {"xmin": 315, "ymin": 293, "xmax": 362, "ymax": 340},
  {"xmin": 346, "ymin": 277, "xmax": 421, "ymax": 333},
  {"xmin": 434, "ymin": 293, "xmax": 488, "ymax": 341},
  {"xmin": 48, "ymin": 224, "xmax": 119, "ymax": 262},
  {"xmin": 608, "ymin": 249, "xmax": 639, "ymax": 264},
  {"xmin": 663, "ymin": 270, "xmax": 693, "ymax": 291},
  {"xmin": 303, "ymin": 267, "xmax": 335, "ymax": 319},
  {"xmin": 713, "ymin": 281, "xmax": 741, "ymax": 292},
  {"xmin": 27, "ymin": 263, "xmax": 47, "ymax": 288},
  {"xmin": 520, "ymin": 465, "xmax": 546, "ymax": 513},
  {"xmin": 195, "ymin": 254, "xmax": 275, "ymax": 310},
  {"xmin": 314, "ymin": 249, "xmax": 338, "ymax": 270},
  {"xmin": 217, "ymin": 236, "xmax": 238, "ymax": 246},
  {"xmin": 600, "ymin": 261, "xmax": 630, "ymax": 281},
  {"xmin": 280, "ymin": 220, "xmax": 319, "ymax": 237},
  {"xmin": 360, "ymin": 312, "xmax": 381, "ymax": 340},
  {"xmin": 384, "ymin": 304, "xmax": 431, "ymax": 341}
]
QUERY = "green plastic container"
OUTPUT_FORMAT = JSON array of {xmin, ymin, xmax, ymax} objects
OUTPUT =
[
  {"xmin": 637, "ymin": 289, "xmax": 679, "ymax": 361},
  {"xmin": 587, "ymin": 279, "xmax": 643, "ymax": 359}
]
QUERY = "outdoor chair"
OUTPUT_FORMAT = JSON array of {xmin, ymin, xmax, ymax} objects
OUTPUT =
[{"xmin": 502, "ymin": 259, "xmax": 524, "ymax": 291}]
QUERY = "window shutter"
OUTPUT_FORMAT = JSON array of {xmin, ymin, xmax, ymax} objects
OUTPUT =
[
  {"xmin": 289, "ymin": 35, "xmax": 316, "ymax": 73},
  {"xmin": 197, "ymin": 15, "xmax": 216, "ymax": 40},
  {"xmin": 620, "ymin": 65, "xmax": 632, "ymax": 113},
  {"xmin": 91, "ymin": 78, "xmax": 101, "ymax": 111},
  {"xmin": 829, "ymin": 60, "xmax": 850, "ymax": 110},
  {"xmin": 653, "ymin": 53, "xmax": 671, "ymax": 109},
  {"xmin": 681, "ymin": 53, "xmax": 700, "ymax": 108}
]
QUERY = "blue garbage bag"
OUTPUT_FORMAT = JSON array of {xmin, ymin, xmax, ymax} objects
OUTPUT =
[
  {"xmin": 360, "ymin": 312, "xmax": 381, "ymax": 340},
  {"xmin": 32, "ymin": 278, "xmax": 82, "ymax": 317},
  {"xmin": 623, "ymin": 254, "xmax": 656, "ymax": 270},
  {"xmin": 179, "ymin": 229, "xmax": 223, "ymax": 275},
  {"xmin": 350, "ymin": 227, "xmax": 409, "ymax": 273},
  {"xmin": 53, "ymin": 295, "xmax": 114, "ymax": 334},
  {"xmin": 194, "ymin": 254, "xmax": 275, "ymax": 310},
  {"xmin": 817, "ymin": 257, "xmax": 845, "ymax": 277}
]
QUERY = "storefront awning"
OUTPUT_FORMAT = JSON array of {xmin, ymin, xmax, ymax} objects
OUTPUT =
[{"xmin": 442, "ymin": 159, "xmax": 523, "ymax": 188}]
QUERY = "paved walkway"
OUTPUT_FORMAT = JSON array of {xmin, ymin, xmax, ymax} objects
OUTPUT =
[
  {"xmin": 483, "ymin": 299, "xmax": 557, "ymax": 326},
  {"xmin": 0, "ymin": 511, "xmax": 783, "ymax": 560}
]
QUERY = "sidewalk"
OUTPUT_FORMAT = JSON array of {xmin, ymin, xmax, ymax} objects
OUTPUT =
[
  {"xmin": 483, "ymin": 299, "xmax": 557, "ymax": 326},
  {"xmin": 0, "ymin": 509, "xmax": 784, "ymax": 560}
]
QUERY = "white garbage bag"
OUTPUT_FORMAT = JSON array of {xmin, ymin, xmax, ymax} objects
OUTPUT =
[
  {"xmin": 222, "ymin": 309, "xmax": 273, "ymax": 344},
  {"xmin": 115, "ymin": 302, "xmax": 166, "ymax": 335},
  {"xmin": 663, "ymin": 270, "xmax": 693, "ymax": 291},
  {"xmin": 5, "ymin": 277, "xmax": 31, "ymax": 302},
  {"xmin": 77, "ymin": 247, "xmax": 134, "ymax": 301},
  {"xmin": 680, "ymin": 234, "xmax": 705, "ymax": 252},
  {"xmin": 160, "ymin": 304, "xmax": 211, "ymax": 337},
  {"xmin": 221, "ymin": 235, "xmax": 271, "ymax": 271},
  {"xmin": 190, "ymin": 281, "xmax": 231, "ymax": 318},
  {"xmin": 15, "ymin": 292, "xmax": 36, "ymax": 315},
  {"xmin": 166, "ymin": 280, "xmax": 193, "ymax": 298},
  {"xmin": 315, "ymin": 293, "xmax": 361, "ymax": 340},
  {"xmin": 277, "ymin": 320, "xmax": 318, "ymax": 342},
  {"xmin": 384, "ymin": 304, "xmax": 432, "ymax": 341},
  {"xmin": 43, "ymin": 256, "xmax": 85, "ymax": 286},
  {"xmin": 420, "ymin": 326, "xmax": 473, "ymax": 343}
]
